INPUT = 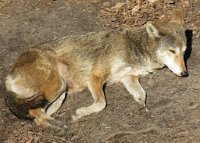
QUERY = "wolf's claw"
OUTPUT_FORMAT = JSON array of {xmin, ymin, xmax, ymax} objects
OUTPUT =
[
  {"xmin": 72, "ymin": 112, "xmax": 83, "ymax": 121},
  {"xmin": 47, "ymin": 118, "xmax": 67, "ymax": 129},
  {"xmin": 144, "ymin": 106, "xmax": 149, "ymax": 112},
  {"xmin": 72, "ymin": 114, "xmax": 79, "ymax": 121}
]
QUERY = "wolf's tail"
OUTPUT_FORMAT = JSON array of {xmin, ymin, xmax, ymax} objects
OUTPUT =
[{"xmin": 4, "ymin": 91, "xmax": 49, "ymax": 120}]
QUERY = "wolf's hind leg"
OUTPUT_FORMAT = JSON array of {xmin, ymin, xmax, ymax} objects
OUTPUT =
[
  {"xmin": 29, "ymin": 92, "xmax": 66, "ymax": 129},
  {"xmin": 29, "ymin": 77, "xmax": 67, "ymax": 129},
  {"xmin": 121, "ymin": 75, "xmax": 148, "ymax": 111},
  {"xmin": 46, "ymin": 92, "xmax": 66, "ymax": 116},
  {"xmin": 72, "ymin": 75, "xmax": 106, "ymax": 121},
  {"xmin": 29, "ymin": 108, "xmax": 56, "ymax": 129}
]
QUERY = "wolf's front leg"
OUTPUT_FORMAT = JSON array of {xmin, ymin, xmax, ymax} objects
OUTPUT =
[
  {"xmin": 72, "ymin": 75, "xmax": 106, "ymax": 121},
  {"xmin": 121, "ymin": 75, "xmax": 148, "ymax": 111}
]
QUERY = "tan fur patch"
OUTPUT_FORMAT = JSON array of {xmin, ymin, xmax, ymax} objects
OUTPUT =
[
  {"xmin": 6, "ymin": 75, "xmax": 35, "ymax": 99},
  {"xmin": 110, "ymin": 59, "xmax": 132, "ymax": 83},
  {"xmin": 46, "ymin": 92, "xmax": 66, "ymax": 116}
]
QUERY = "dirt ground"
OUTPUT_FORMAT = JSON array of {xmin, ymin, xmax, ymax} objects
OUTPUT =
[{"xmin": 0, "ymin": 0, "xmax": 200, "ymax": 142}]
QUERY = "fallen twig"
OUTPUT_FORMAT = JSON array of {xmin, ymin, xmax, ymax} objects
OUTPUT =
[{"xmin": 102, "ymin": 126, "xmax": 157, "ymax": 142}]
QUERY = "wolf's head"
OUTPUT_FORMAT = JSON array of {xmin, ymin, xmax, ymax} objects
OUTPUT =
[{"xmin": 146, "ymin": 10, "xmax": 188, "ymax": 77}]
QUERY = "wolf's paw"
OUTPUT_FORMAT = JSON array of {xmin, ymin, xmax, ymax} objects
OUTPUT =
[
  {"xmin": 134, "ymin": 94, "xmax": 146, "ymax": 106},
  {"xmin": 44, "ymin": 120, "xmax": 68, "ymax": 138},
  {"xmin": 47, "ymin": 118, "xmax": 67, "ymax": 129},
  {"xmin": 72, "ymin": 114, "xmax": 80, "ymax": 121},
  {"xmin": 34, "ymin": 118, "xmax": 67, "ymax": 130},
  {"xmin": 72, "ymin": 107, "xmax": 87, "ymax": 121},
  {"xmin": 144, "ymin": 107, "xmax": 149, "ymax": 112},
  {"xmin": 133, "ymin": 95, "xmax": 149, "ymax": 112}
]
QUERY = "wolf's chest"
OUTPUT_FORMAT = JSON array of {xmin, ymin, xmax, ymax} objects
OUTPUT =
[{"xmin": 108, "ymin": 59, "xmax": 152, "ymax": 84}]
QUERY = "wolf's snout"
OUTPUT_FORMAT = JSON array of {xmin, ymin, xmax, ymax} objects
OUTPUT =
[{"xmin": 180, "ymin": 71, "xmax": 188, "ymax": 77}]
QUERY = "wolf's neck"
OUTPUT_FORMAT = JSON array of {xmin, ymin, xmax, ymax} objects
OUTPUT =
[{"xmin": 126, "ymin": 29, "xmax": 164, "ymax": 70}]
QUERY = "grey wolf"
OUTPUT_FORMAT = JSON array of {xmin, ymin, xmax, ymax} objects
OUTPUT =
[{"xmin": 5, "ymin": 10, "xmax": 188, "ymax": 129}]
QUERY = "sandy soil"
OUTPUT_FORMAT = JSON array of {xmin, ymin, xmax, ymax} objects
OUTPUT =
[{"xmin": 1, "ymin": 0, "xmax": 200, "ymax": 142}]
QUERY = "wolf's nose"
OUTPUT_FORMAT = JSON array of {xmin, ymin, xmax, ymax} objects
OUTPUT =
[{"xmin": 180, "ymin": 71, "xmax": 189, "ymax": 77}]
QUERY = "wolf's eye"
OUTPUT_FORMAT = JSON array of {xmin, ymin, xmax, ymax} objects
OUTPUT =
[{"xmin": 169, "ymin": 49, "xmax": 175, "ymax": 54}]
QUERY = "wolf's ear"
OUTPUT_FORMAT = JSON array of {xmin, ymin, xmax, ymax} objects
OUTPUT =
[
  {"xmin": 170, "ymin": 9, "xmax": 184, "ymax": 25},
  {"xmin": 146, "ymin": 21, "xmax": 161, "ymax": 38}
]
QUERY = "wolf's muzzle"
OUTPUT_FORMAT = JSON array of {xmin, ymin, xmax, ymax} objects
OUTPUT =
[{"xmin": 180, "ymin": 71, "xmax": 188, "ymax": 77}]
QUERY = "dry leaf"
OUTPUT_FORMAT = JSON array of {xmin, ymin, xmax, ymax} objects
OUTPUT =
[
  {"xmin": 181, "ymin": 0, "xmax": 189, "ymax": 7},
  {"xmin": 148, "ymin": 0, "xmax": 159, "ymax": 3},
  {"xmin": 111, "ymin": 2, "xmax": 126, "ymax": 11},
  {"xmin": 131, "ymin": 5, "xmax": 140, "ymax": 15}
]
